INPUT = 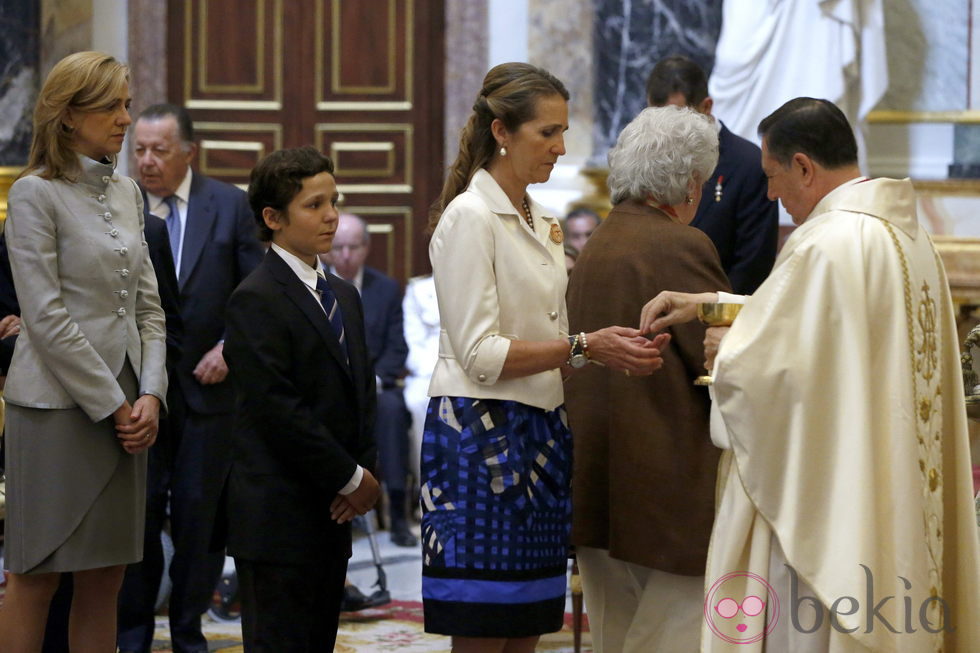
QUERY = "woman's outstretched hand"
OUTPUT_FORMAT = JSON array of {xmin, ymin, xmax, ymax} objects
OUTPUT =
[{"xmin": 587, "ymin": 326, "xmax": 671, "ymax": 376}]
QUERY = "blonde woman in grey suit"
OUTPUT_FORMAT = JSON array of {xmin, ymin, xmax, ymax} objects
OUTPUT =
[{"xmin": 0, "ymin": 52, "xmax": 167, "ymax": 652}]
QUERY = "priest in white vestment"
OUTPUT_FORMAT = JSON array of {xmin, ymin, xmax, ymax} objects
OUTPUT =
[{"xmin": 640, "ymin": 98, "xmax": 980, "ymax": 652}]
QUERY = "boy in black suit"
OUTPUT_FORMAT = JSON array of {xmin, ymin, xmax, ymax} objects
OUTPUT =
[{"xmin": 223, "ymin": 146, "xmax": 380, "ymax": 651}]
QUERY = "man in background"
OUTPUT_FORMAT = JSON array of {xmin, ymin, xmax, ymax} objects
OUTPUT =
[
  {"xmin": 322, "ymin": 213, "xmax": 417, "ymax": 548},
  {"xmin": 646, "ymin": 55, "xmax": 778, "ymax": 294},
  {"xmin": 563, "ymin": 207, "xmax": 601, "ymax": 256},
  {"xmin": 117, "ymin": 103, "xmax": 264, "ymax": 653}
]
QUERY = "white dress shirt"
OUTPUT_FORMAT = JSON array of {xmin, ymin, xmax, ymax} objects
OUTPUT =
[
  {"xmin": 427, "ymin": 169, "xmax": 569, "ymax": 411},
  {"xmin": 329, "ymin": 265, "xmax": 363, "ymax": 294},
  {"xmin": 269, "ymin": 242, "xmax": 363, "ymax": 495}
]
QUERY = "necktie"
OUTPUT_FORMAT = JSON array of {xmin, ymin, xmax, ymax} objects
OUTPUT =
[
  {"xmin": 316, "ymin": 274, "xmax": 347, "ymax": 357},
  {"xmin": 164, "ymin": 195, "xmax": 182, "ymax": 263}
]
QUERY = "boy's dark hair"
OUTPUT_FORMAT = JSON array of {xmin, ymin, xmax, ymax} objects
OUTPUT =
[
  {"xmin": 758, "ymin": 97, "xmax": 858, "ymax": 170},
  {"xmin": 248, "ymin": 146, "xmax": 335, "ymax": 242},
  {"xmin": 645, "ymin": 55, "xmax": 708, "ymax": 108}
]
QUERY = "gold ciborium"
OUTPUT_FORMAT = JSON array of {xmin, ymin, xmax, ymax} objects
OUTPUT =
[{"xmin": 694, "ymin": 303, "xmax": 742, "ymax": 386}]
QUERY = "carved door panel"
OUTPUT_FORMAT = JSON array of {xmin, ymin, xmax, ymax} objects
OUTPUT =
[{"xmin": 167, "ymin": 0, "xmax": 444, "ymax": 282}]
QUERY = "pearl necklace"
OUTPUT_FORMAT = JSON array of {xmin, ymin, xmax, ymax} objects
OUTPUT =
[{"xmin": 521, "ymin": 197, "xmax": 534, "ymax": 231}]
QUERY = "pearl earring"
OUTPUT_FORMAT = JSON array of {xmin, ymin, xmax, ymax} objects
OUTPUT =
[
  {"xmin": 500, "ymin": 146, "xmax": 507, "ymax": 157},
  {"xmin": 685, "ymin": 196, "xmax": 694, "ymax": 204}
]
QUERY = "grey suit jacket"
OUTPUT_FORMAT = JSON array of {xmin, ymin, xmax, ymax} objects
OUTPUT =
[{"xmin": 4, "ymin": 155, "xmax": 167, "ymax": 422}]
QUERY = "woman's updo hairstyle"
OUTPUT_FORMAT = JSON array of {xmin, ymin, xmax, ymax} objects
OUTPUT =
[{"xmin": 428, "ymin": 62, "xmax": 568, "ymax": 231}]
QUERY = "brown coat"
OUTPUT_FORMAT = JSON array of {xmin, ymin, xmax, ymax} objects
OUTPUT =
[{"xmin": 565, "ymin": 199, "xmax": 731, "ymax": 575}]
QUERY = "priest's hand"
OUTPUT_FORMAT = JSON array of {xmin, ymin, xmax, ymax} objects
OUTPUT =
[
  {"xmin": 704, "ymin": 326, "xmax": 729, "ymax": 373},
  {"xmin": 640, "ymin": 291, "xmax": 718, "ymax": 334}
]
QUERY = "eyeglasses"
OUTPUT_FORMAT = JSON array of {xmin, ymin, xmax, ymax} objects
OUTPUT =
[{"xmin": 715, "ymin": 596, "xmax": 765, "ymax": 619}]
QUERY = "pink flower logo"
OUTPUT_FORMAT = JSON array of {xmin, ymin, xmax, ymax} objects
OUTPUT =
[{"xmin": 704, "ymin": 572, "xmax": 779, "ymax": 644}]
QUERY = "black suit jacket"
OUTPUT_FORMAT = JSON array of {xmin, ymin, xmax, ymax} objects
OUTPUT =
[
  {"xmin": 142, "ymin": 214, "xmax": 182, "ymax": 375},
  {"xmin": 360, "ymin": 266, "xmax": 408, "ymax": 387},
  {"xmin": 0, "ymin": 233, "xmax": 20, "ymax": 374},
  {"xmin": 691, "ymin": 122, "xmax": 779, "ymax": 294},
  {"xmin": 140, "ymin": 172, "xmax": 263, "ymax": 415},
  {"xmin": 223, "ymin": 250, "xmax": 377, "ymax": 565}
]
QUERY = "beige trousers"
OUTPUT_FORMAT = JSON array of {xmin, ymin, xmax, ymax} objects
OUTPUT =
[{"xmin": 577, "ymin": 545, "xmax": 704, "ymax": 653}]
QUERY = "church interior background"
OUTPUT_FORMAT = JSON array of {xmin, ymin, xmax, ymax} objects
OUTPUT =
[{"xmin": 2, "ymin": 0, "xmax": 980, "ymax": 455}]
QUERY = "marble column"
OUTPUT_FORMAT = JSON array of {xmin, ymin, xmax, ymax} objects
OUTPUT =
[
  {"xmin": 529, "ymin": 0, "xmax": 594, "ymax": 163},
  {"xmin": 593, "ymin": 0, "xmax": 722, "ymax": 161},
  {"xmin": 444, "ymin": 0, "xmax": 489, "ymax": 166},
  {"xmin": 39, "ymin": 0, "xmax": 92, "ymax": 77},
  {"xmin": 0, "ymin": 0, "xmax": 40, "ymax": 166},
  {"xmin": 126, "ymin": 0, "xmax": 167, "ymax": 117},
  {"xmin": 877, "ymin": 0, "xmax": 967, "ymax": 113}
]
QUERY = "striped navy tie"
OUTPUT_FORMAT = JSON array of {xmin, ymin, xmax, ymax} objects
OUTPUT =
[
  {"xmin": 164, "ymin": 195, "xmax": 181, "ymax": 262},
  {"xmin": 315, "ymin": 274, "xmax": 347, "ymax": 355}
]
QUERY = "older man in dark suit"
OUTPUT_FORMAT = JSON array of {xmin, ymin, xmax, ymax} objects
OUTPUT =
[
  {"xmin": 323, "ymin": 213, "xmax": 416, "ymax": 547},
  {"xmin": 117, "ymin": 104, "xmax": 263, "ymax": 653},
  {"xmin": 646, "ymin": 56, "xmax": 779, "ymax": 294},
  {"xmin": 225, "ymin": 146, "xmax": 379, "ymax": 650}
]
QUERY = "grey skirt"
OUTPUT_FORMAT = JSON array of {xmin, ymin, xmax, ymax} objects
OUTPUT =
[{"xmin": 4, "ymin": 361, "xmax": 146, "ymax": 574}]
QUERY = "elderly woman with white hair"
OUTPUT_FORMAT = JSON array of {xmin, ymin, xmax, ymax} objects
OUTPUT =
[{"xmin": 564, "ymin": 105, "xmax": 732, "ymax": 653}]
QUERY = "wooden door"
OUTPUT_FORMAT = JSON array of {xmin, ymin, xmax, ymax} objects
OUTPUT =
[{"xmin": 167, "ymin": 0, "xmax": 444, "ymax": 283}]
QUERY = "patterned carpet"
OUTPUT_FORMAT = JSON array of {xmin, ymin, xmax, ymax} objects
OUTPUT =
[{"xmin": 148, "ymin": 601, "xmax": 592, "ymax": 652}]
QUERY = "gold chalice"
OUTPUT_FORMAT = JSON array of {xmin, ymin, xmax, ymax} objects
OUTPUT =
[{"xmin": 694, "ymin": 303, "xmax": 742, "ymax": 386}]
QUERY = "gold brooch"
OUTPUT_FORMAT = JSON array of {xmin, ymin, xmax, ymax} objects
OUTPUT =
[{"xmin": 550, "ymin": 223, "xmax": 564, "ymax": 244}]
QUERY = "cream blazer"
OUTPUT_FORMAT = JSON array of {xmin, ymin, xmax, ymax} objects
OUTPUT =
[
  {"xmin": 428, "ymin": 169, "xmax": 568, "ymax": 411},
  {"xmin": 4, "ymin": 155, "xmax": 167, "ymax": 422}
]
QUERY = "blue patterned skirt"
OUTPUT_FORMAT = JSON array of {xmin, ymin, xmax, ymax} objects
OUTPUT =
[{"xmin": 420, "ymin": 396, "xmax": 572, "ymax": 638}]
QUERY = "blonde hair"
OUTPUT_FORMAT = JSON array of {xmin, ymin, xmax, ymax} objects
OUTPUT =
[
  {"xmin": 21, "ymin": 51, "xmax": 130, "ymax": 181},
  {"xmin": 428, "ymin": 62, "xmax": 568, "ymax": 232}
]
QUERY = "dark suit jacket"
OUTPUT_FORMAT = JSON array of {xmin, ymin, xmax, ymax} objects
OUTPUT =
[
  {"xmin": 360, "ymin": 266, "xmax": 408, "ymax": 387},
  {"xmin": 223, "ymin": 250, "xmax": 377, "ymax": 565},
  {"xmin": 142, "ymin": 214, "xmax": 182, "ymax": 375},
  {"xmin": 140, "ymin": 172, "xmax": 263, "ymax": 415},
  {"xmin": 691, "ymin": 122, "xmax": 779, "ymax": 295},
  {"xmin": 565, "ymin": 200, "xmax": 731, "ymax": 574},
  {"xmin": 0, "ymin": 232, "xmax": 19, "ymax": 374}
]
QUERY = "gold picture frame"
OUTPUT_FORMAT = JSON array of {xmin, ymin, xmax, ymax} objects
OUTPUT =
[{"xmin": 0, "ymin": 166, "xmax": 24, "ymax": 224}]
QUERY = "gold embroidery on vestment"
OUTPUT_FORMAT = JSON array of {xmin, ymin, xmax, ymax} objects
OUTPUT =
[
  {"xmin": 917, "ymin": 281, "xmax": 938, "ymax": 381},
  {"xmin": 880, "ymin": 219, "xmax": 945, "ymax": 647}
]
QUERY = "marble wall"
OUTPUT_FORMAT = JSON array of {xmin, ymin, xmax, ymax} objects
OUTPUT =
[
  {"xmin": 877, "ymin": 0, "xmax": 969, "ymax": 112},
  {"xmin": 40, "ymin": 0, "xmax": 91, "ymax": 78},
  {"xmin": 592, "ymin": 0, "xmax": 722, "ymax": 162},
  {"xmin": 528, "ymin": 0, "xmax": 594, "ymax": 163},
  {"xmin": 444, "ymin": 0, "xmax": 489, "ymax": 167},
  {"xmin": 126, "ymin": 0, "xmax": 167, "ymax": 119},
  {"xmin": 0, "ymin": 0, "xmax": 41, "ymax": 165}
]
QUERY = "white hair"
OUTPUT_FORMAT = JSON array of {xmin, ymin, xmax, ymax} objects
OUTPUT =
[{"xmin": 606, "ymin": 105, "xmax": 719, "ymax": 206}]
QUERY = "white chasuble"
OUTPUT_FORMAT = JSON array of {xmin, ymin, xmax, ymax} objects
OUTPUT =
[{"xmin": 703, "ymin": 178, "xmax": 980, "ymax": 652}]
